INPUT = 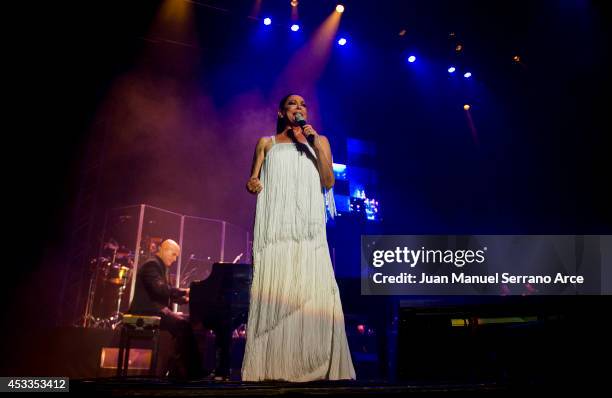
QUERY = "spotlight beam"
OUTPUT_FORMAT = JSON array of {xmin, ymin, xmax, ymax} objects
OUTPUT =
[{"xmin": 273, "ymin": 10, "xmax": 343, "ymax": 98}]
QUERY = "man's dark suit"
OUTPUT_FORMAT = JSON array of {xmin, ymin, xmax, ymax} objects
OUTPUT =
[
  {"xmin": 128, "ymin": 255, "xmax": 201, "ymax": 379},
  {"xmin": 129, "ymin": 255, "xmax": 187, "ymax": 314}
]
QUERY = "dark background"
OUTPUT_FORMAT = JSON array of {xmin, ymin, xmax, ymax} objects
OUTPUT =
[{"xmin": 3, "ymin": 0, "xmax": 611, "ymax": 380}]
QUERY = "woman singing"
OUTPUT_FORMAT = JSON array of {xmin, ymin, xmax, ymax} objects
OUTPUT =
[{"xmin": 241, "ymin": 94, "xmax": 356, "ymax": 381}]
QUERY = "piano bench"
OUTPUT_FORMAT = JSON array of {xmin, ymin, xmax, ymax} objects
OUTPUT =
[{"xmin": 116, "ymin": 315, "xmax": 161, "ymax": 377}]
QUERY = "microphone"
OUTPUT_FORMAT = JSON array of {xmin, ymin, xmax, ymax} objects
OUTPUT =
[
  {"xmin": 294, "ymin": 112, "xmax": 307, "ymax": 127},
  {"xmin": 295, "ymin": 112, "xmax": 315, "ymax": 146}
]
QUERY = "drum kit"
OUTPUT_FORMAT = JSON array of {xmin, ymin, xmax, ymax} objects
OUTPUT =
[{"xmin": 83, "ymin": 239, "xmax": 135, "ymax": 329}]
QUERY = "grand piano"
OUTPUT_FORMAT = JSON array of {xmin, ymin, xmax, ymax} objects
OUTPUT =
[{"xmin": 189, "ymin": 263, "xmax": 252, "ymax": 378}]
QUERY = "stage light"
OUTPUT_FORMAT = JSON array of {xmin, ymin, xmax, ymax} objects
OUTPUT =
[
  {"xmin": 448, "ymin": 66, "xmax": 456, "ymax": 73},
  {"xmin": 464, "ymin": 72, "xmax": 472, "ymax": 78},
  {"xmin": 407, "ymin": 55, "xmax": 416, "ymax": 63},
  {"xmin": 291, "ymin": 24, "xmax": 300, "ymax": 32},
  {"xmin": 398, "ymin": 29, "xmax": 406, "ymax": 36},
  {"xmin": 333, "ymin": 163, "xmax": 346, "ymax": 173},
  {"xmin": 263, "ymin": 17, "xmax": 271, "ymax": 26},
  {"xmin": 464, "ymin": 104, "xmax": 471, "ymax": 110},
  {"xmin": 455, "ymin": 43, "xmax": 463, "ymax": 52},
  {"xmin": 338, "ymin": 37, "xmax": 347, "ymax": 46},
  {"xmin": 336, "ymin": 4, "xmax": 345, "ymax": 13},
  {"xmin": 290, "ymin": 0, "xmax": 298, "ymax": 6},
  {"xmin": 513, "ymin": 55, "xmax": 521, "ymax": 63}
]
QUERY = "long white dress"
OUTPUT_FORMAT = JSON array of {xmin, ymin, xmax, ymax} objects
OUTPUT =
[{"xmin": 241, "ymin": 135, "xmax": 356, "ymax": 382}]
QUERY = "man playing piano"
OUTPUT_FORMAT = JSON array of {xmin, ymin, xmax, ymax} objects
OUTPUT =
[{"xmin": 129, "ymin": 239, "xmax": 202, "ymax": 379}]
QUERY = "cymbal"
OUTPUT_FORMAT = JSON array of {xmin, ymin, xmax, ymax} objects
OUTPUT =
[{"xmin": 104, "ymin": 240, "xmax": 119, "ymax": 250}]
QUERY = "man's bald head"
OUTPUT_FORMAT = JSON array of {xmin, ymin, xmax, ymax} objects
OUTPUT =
[{"xmin": 157, "ymin": 239, "xmax": 181, "ymax": 267}]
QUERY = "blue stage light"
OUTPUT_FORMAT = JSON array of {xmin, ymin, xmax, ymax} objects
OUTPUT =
[
  {"xmin": 338, "ymin": 38, "xmax": 347, "ymax": 46},
  {"xmin": 407, "ymin": 55, "xmax": 416, "ymax": 63},
  {"xmin": 464, "ymin": 72, "xmax": 472, "ymax": 78},
  {"xmin": 332, "ymin": 163, "xmax": 347, "ymax": 173},
  {"xmin": 448, "ymin": 66, "xmax": 456, "ymax": 73},
  {"xmin": 291, "ymin": 24, "xmax": 300, "ymax": 32},
  {"xmin": 263, "ymin": 18, "xmax": 272, "ymax": 26}
]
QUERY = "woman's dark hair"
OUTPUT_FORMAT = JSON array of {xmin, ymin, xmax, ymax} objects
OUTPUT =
[{"xmin": 276, "ymin": 93, "xmax": 298, "ymax": 134}]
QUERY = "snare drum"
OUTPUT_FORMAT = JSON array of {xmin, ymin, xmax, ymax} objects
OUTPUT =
[{"xmin": 106, "ymin": 264, "xmax": 131, "ymax": 286}]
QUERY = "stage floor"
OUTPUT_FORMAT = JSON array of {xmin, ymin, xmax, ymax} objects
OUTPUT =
[{"xmin": 71, "ymin": 378, "xmax": 533, "ymax": 396}]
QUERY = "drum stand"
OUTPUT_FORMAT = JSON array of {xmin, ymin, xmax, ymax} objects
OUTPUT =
[
  {"xmin": 81, "ymin": 255, "xmax": 108, "ymax": 328},
  {"xmin": 108, "ymin": 280, "xmax": 128, "ymax": 329}
]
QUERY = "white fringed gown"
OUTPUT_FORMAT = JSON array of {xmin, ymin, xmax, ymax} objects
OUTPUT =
[{"xmin": 241, "ymin": 136, "xmax": 356, "ymax": 382}]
